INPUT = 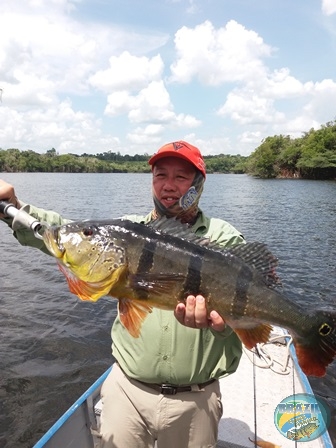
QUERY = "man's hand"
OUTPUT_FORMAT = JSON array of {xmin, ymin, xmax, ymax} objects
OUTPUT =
[
  {"xmin": 174, "ymin": 295, "xmax": 226, "ymax": 332},
  {"xmin": 0, "ymin": 180, "xmax": 20, "ymax": 218}
]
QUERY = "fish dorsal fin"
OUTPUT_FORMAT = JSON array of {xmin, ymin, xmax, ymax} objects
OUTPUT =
[
  {"xmin": 148, "ymin": 216, "xmax": 213, "ymax": 246},
  {"xmin": 148, "ymin": 217, "xmax": 280, "ymax": 287},
  {"xmin": 228, "ymin": 242, "xmax": 281, "ymax": 287}
]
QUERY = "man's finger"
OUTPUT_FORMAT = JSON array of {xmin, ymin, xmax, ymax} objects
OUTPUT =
[{"xmin": 194, "ymin": 295, "xmax": 208, "ymax": 328}]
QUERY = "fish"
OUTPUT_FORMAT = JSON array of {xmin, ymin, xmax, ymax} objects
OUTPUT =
[
  {"xmin": 42, "ymin": 216, "xmax": 336, "ymax": 377},
  {"xmin": 286, "ymin": 422, "xmax": 319, "ymax": 440}
]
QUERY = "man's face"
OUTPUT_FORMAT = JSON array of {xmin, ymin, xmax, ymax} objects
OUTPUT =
[{"xmin": 152, "ymin": 157, "xmax": 196, "ymax": 209}]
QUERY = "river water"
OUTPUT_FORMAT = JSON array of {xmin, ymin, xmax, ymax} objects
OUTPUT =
[{"xmin": 0, "ymin": 173, "xmax": 335, "ymax": 447}]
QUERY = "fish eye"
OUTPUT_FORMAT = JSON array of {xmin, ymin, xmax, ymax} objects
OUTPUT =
[
  {"xmin": 83, "ymin": 227, "xmax": 94, "ymax": 237},
  {"xmin": 319, "ymin": 323, "xmax": 332, "ymax": 336}
]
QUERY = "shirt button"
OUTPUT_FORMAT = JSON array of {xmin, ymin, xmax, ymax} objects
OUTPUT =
[
  {"xmin": 163, "ymin": 325, "xmax": 168, "ymax": 331},
  {"xmin": 163, "ymin": 355, "xmax": 168, "ymax": 361}
]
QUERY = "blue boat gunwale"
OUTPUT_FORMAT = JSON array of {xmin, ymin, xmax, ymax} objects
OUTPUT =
[
  {"xmin": 289, "ymin": 343, "xmax": 333, "ymax": 448},
  {"xmin": 33, "ymin": 366, "xmax": 112, "ymax": 448}
]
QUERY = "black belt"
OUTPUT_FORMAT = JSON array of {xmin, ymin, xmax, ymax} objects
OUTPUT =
[{"xmin": 139, "ymin": 378, "xmax": 216, "ymax": 395}]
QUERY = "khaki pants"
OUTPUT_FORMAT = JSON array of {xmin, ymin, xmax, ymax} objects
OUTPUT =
[{"xmin": 99, "ymin": 364, "xmax": 223, "ymax": 448}]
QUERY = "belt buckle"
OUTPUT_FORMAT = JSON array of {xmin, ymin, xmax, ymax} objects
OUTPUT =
[{"xmin": 160, "ymin": 384, "xmax": 177, "ymax": 395}]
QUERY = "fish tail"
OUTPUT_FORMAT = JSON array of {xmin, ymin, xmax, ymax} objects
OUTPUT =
[{"xmin": 293, "ymin": 309, "xmax": 336, "ymax": 377}]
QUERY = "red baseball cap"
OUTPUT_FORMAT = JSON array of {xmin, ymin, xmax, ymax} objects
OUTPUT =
[{"xmin": 148, "ymin": 141, "xmax": 206, "ymax": 178}]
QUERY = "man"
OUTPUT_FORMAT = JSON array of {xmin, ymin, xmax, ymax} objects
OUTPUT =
[{"xmin": 0, "ymin": 141, "xmax": 244, "ymax": 448}]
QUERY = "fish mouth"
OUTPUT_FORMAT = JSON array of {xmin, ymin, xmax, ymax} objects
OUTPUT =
[{"xmin": 43, "ymin": 227, "xmax": 65, "ymax": 259}]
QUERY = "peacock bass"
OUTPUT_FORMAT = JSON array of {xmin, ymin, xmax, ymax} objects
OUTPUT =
[{"xmin": 42, "ymin": 216, "xmax": 336, "ymax": 377}]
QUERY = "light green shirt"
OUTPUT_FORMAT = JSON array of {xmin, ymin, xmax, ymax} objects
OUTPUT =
[{"xmin": 2, "ymin": 206, "xmax": 245, "ymax": 385}]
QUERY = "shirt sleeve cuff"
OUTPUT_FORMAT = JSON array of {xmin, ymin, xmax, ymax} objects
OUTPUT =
[{"xmin": 210, "ymin": 324, "xmax": 234, "ymax": 339}]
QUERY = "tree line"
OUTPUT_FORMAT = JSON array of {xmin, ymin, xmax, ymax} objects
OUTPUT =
[
  {"xmin": 1, "ymin": 120, "xmax": 336, "ymax": 179},
  {"xmin": 0, "ymin": 147, "xmax": 247, "ymax": 175}
]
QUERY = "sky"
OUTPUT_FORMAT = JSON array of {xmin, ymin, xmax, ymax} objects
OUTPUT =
[{"xmin": 0, "ymin": 0, "xmax": 336, "ymax": 157}]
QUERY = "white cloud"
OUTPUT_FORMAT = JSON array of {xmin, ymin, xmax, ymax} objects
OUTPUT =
[
  {"xmin": 0, "ymin": 99, "xmax": 120, "ymax": 153},
  {"xmin": 0, "ymin": 12, "xmax": 99, "ymax": 96},
  {"xmin": 105, "ymin": 90, "xmax": 136, "ymax": 116},
  {"xmin": 273, "ymin": 116, "xmax": 321, "ymax": 139},
  {"xmin": 127, "ymin": 124, "xmax": 164, "ymax": 144},
  {"xmin": 127, "ymin": 80, "xmax": 170, "ymax": 123},
  {"xmin": 218, "ymin": 72, "xmax": 336, "ymax": 126},
  {"xmin": 89, "ymin": 52, "xmax": 164, "ymax": 92},
  {"xmin": 0, "ymin": 0, "xmax": 77, "ymax": 16},
  {"xmin": 321, "ymin": 0, "xmax": 336, "ymax": 15},
  {"xmin": 218, "ymin": 90, "xmax": 285, "ymax": 125},
  {"xmin": 170, "ymin": 20, "xmax": 272, "ymax": 85},
  {"xmin": 105, "ymin": 80, "xmax": 201, "ymax": 129},
  {"xmin": 239, "ymin": 131, "xmax": 263, "ymax": 146},
  {"xmin": 106, "ymin": 81, "xmax": 174, "ymax": 122},
  {"xmin": 175, "ymin": 113, "xmax": 201, "ymax": 128},
  {"xmin": 0, "ymin": 2, "xmax": 169, "ymax": 153},
  {"xmin": 259, "ymin": 68, "xmax": 309, "ymax": 98},
  {"xmin": 0, "ymin": 0, "xmax": 168, "ymax": 96},
  {"xmin": 181, "ymin": 133, "xmax": 233, "ymax": 156},
  {"xmin": 302, "ymin": 78, "xmax": 336, "ymax": 121}
]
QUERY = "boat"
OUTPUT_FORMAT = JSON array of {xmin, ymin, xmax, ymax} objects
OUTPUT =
[{"xmin": 33, "ymin": 327, "xmax": 333, "ymax": 448}]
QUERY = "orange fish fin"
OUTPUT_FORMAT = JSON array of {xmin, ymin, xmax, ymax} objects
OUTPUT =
[
  {"xmin": 130, "ymin": 273, "xmax": 186, "ymax": 297},
  {"xmin": 118, "ymin": 298, "xmax": 153, "ymax": 338},
  {"xmin": 235, "ymin": 324, "xmax": 273, "ymax": 349},
  {"xmin": 58, "ymin": 264, "xmax": 112, "ymax": 302},
  {"xmin": 294, "ymin": 342, "xmax": 333, "ymax": 377},
  {"xmin": 248, "ymin": 437, "xmax": 281, "ymax": 448},
  {"xmin": 293, "ymin": 309, "xmax": 336, "ymax": 377}
]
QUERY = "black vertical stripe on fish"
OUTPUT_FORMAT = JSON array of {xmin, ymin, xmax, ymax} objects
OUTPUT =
[
  {"xmin": 182, "ymin": 245, "xmax": 205, "ymax": 298},
  {"xmin": 135, "ymin": 239, "xmax": 157, "ymax": 299},
  {"xmin": 137, "ymin": 239, "xmax": 156, "ymax": 273},
  {"xmin": 231, "ymin": 264, "xmax": 253, "ymax": 316}
]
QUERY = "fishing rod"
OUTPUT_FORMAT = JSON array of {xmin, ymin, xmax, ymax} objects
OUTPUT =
[{"xmin": 0, "ymin": 200, "xmax": 45, "ymax": 240}]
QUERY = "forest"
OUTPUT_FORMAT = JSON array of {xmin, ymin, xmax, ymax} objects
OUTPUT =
[
  {"xmin": 1, "ymin": 120, "xmax": 336, "ymax": 179},
  {"xmin": 0, "ymin": 147, "xmax": 247, "ymax": 175},
  {"xmin": 246, "ymin": 120, "xmax": 336, "ymax": 179}
]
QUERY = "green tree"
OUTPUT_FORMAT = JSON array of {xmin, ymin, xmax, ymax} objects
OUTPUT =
[
  {"xmin": 0, "ymin": 150, "xmax": 6, "ymax": 171},
  {"xmin": 2, "ymin": 148, "xmax": 21, "ymax": 172},
  {"xmin": 247, "ymin": 136, "xmax": 290, "ymax": 178},
  {"xmin": 296, "ymin": 121, "xmax": 336, "ymax": 178},
  {"xmin": 276, "ymin": 140, "xmax": 302, "ymax": 177},
  {"xmin": 46, "ymin": 148, "xmax": 57, "ymax": 157}
]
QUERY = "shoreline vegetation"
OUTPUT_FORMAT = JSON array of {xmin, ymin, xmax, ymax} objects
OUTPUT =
[{"xmin": 1, "ymin": 120, "xmax": 336, "ymax": 179}]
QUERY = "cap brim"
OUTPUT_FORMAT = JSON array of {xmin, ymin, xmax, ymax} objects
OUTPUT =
[{"xmin": 148, "ymin": 151, "xmax": 195, "ymax": 167}]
